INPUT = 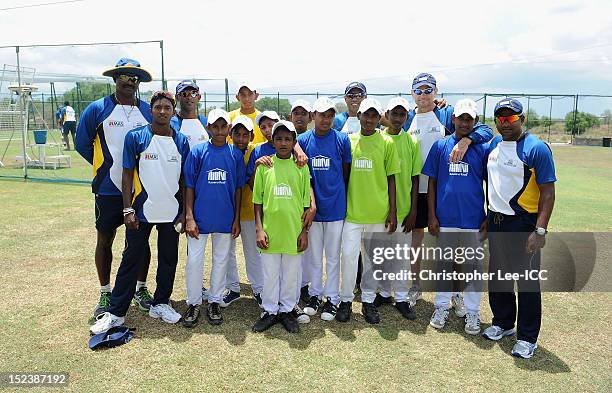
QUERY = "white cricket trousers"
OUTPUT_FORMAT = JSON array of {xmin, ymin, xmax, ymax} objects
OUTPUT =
[
  {"xmin": 261, "ymin": 253, "xmax": 301, "ymax": 315},
  {"xmin": 340, "ymin": 221, "xmax": 386, "ymax": 303},
  {"xmin": 433, "ymin": 227, "xmax": 483, "ymax": 314},
  {"xmin": 307, "ymin": 220, "xmax": 344, "ymax": 304},
  {"xmin": 379, "ymin": 226, "xmax": 412, "ymax": 302},
  {"xmin": 186, "ymin": 233, "xmax": 231, "ymax": 305},
  {"xmin": 225, "ymin": 220, "xmax": 263, "ymax": 295}
]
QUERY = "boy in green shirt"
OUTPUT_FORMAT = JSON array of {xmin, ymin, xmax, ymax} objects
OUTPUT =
[
  {"xmin": 336, "ymin": 98, "xmax": 401, "ymax": 324},
  {"xmin": 252, "ymin": 120, "xmax": 311, "ymax": 333},
  {"xmin": 378, "ymin": 97, "xmax": 422, "ymax": 320}
]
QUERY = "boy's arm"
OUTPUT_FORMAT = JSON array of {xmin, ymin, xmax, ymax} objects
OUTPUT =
[
  {"xmin": 297, "ymin": 208, "xmax": 309, "ymax": 252},
  {"xmin": 402, "ymin": 175, "xmax": 419, "ymax": 233},
  {"xmin": 185, "ymin": 187, "xmax": 199, "ymax": 239},
  {"xmin": 385, "ymin": 175, "xmax": 397, "ymax": 233},
  {"xmin": 427, "ymin": 177, "xmax": 440, "ymax": 236},
  {"xmin": 232, "ymin": 188, "xmax": 242, "ymax": 239},
  {"xmin": 254, "ymin": 204, "xmax": 268, "ymax": 249},
  {"xmin": 302, "ymin": 182, "xmax": 316, "ymax": 229},
  {"xmin": 121, "ymin": 168, "xmax": 138, "ymax": 231},
  {"xmin": 293, "ymin": 143, "xmax": 308, "ymax": 168}
]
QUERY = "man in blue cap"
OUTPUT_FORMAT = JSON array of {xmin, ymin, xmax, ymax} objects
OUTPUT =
[
  {"xmin": 333, "ymin": 81, "xmax": 367, "ymax": 134},
  {"xmin": 76, "ymin": 58, "xmax": 155, "ymax": 319},
  {"xmin": 171, "ymin": 80, "xmax": 209, "ymax": 150},
  {"xmin": 482, "ymin": 97, "xmax": 556, "ymax": 359},
  {"xmin": 404, "ymin": 72, "xmax": 493, "ymax": 309}
]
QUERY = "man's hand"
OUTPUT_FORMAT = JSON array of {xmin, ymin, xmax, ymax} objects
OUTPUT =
[
  {"xmin": 185, "ymin": 217, "xmax": 199, "ymax": 239},
  {"xmin": 434, "ymin": 98, "xmax": 448, "ymax": 109},
  {"xmin": 256, "ymin": 229, "xmax": 269, "ymax": 249},
  {"xmin": 402, "ymin": 210, "xmax": 417, "ymax": 233},
  {"xmin": 297, "ymin": 230, "xmax": 309, "ymax": 252},
  {"xmin": 124, "ymin": 212, "xmax": 139, "ymax": 231},
  {"xmin": 255, "ymin": 155, "xmax": 274, "ymax": 168},
  {"xmin": 385, "ymin": 211, "xmax": 397, "ymax": 233},
  {"xmin": 428, "ymin": 215, "xmax": 440, "ymax": 237},
  {"xmin": 478, "ymin": 219, "xmax": 488, "ymax": 242},
  {"xmin": 450, "ymin": 137, "xmax": 471, "ymax": 163},
  {"xmin": 231, "ymin": 219, "xmax": 241, "ymax": 239},
  {"xmin": 526, "ymin": 232, "xmax": 546, "ymax": 253},
  {"xmin": 302, "ymin": 206, "xmax": 316, "ymax": 229}
]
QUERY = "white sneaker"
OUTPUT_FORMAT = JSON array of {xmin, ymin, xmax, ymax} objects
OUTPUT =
[
  {"xmin": 464, "ymin": 312, "xmax": 481, "ymax": 335},
  {"xmin": 90, "ymin": 312, "xmax": 124, "ymax": 335},
  {"xmin": 292, "ymin": 305, "xmax": 310, "ymax": 324},
  {"xmin": 149, "ymin": 303, "xmax": 181, "ymax": 324},
  {"xmin": 429, "ymin": 307, "xmax": 449, "ymax": 329},
  {"xmin": 451, "ymin": 293, "xmax": 466, "ymax": 317},
  {"xmin": 512, "ymin": 340, "xmax": 538, "ymax": 359},
  {"xmin": 482, "ymin": 325, "xmax": 515, "ymax": 341},
  {"xmin": 407, "ymin": 285, "xmax": 422, "ymax": 307}
]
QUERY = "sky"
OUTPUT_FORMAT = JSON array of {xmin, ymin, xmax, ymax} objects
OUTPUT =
[{"xmin": 0, "ymin": 0, "xmax": 611, "ymax": 116}]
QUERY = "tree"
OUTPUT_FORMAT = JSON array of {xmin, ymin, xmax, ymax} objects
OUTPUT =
[
  {"xmin": 524, "ymin": 108, "xmax": 540, "ymax": 128},
  {"xmin": 602, "ymin": 109, "xmax": 612, "ymax": 126},
  {"xmin": 227, "ymin": 97, "xmax": 292, "ymax": 118},
  {"xmin": 58, "ymin": 83, "xmax": 111, "ymax": 105},
  {"xmin": 540, "ymin": 116, "xmax": 553, "ymax": 128},
  {"xmin": 564, "ymin": 111, "xmax": 601, "ymax": 134}
]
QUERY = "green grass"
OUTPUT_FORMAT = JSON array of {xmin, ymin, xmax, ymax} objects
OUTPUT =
[{"xmin": 0, "ymin": 146, "xmax": 610, "ymax": 392}]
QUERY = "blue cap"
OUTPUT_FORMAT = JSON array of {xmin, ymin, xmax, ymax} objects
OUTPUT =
[
  {"xmin": 102, "ymin": 57, "xmax": 152, "ymax": 82},
  {"xmin": 494, "ymin": 98, "xmax": 523, "ymax": 115},
  {"xmin": 88, "ymin": 326, "xmax": 134, "ymax": 350},
  {"xmin": 176, "ymin": 80, "xmax": 200, "ymax": 94},
  {"xmin": 412, "ymin": 73, "xmax": 436, "ymax": 90},
  {"xmin": 345, "ymin": 81, "xmax": 367, "ymax": 95}
]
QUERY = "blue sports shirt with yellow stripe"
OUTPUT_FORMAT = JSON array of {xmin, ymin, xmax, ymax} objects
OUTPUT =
[{"xmin": 75, "ymin": 95, "xmax": 151, "ymax": 196}]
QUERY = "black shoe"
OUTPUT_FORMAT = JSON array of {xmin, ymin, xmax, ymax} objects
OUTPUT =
[
  {"xmin": 395, "ymin": 301, "xmax": 416, "ymax": 320},
  {"xmin": 320, "ymin": 298, "xmax": 337, "ymax": 321},
  {"xmin": 207, "ymin": 302, "xmax": 223, "ymax": 325},
  {"xmin": 182, "ymin": 304, "xmax": 200, "ymax": 328},
  {"xmin": 304, "ymin": 295, "xmax": 321, "ymax": 316},
  {"xmin": 279, "ymin": 312, "xmax": 299, "ymax": 333},
  {"xmin": 335, "ymin": 301, "xmax": 352, "ymax": 322},
  {"xmin": 300, "ymin": 285, "xmax": 310, "ymax": 303},
  {"xmin": 252, "ymin": 312, "xmax": 277, "ymax": 332},
  {"xmin": 362, "ymin": 302, "xmax": 380, "ymax": 324},
  {"xmin": 373, "ymin": 293, "xmax": 394, "ymax": 307},
  {"xmin": 254, "ymin": 293, "xmax": 263, "ymax": 308}
]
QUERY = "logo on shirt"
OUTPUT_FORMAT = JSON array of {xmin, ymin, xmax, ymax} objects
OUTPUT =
[
  {"xmin": 167, "ymin": 154, "xmax": 179, "ymax": 163},
  {"xmin": 108, "ymin": 120, "xmax": 125, "ymax": 127},
  {"xmin": 135, "ymin": 122, "xmax": 144, "ymax": 127},
  {"xmin": 449, "ymin": 161, "xmax": 469, "ymax": 176},
  {"xmin": 207, "ymin": 168, "xmax": 227, "ymax": 184},
  {"xmin": 503, "ymin": 159, "xmax": 518, "ymax": 168},
  {"xmin": 410, "ymin": 128, "xmax": 420, "ymax": 136},
  {"xmin": 273, "ymin": 183, "xmax": 293, "ymax": 199},
  {"xmin": 144, "ymin": 153, "xmax": 158, "ymax": 160},
  {"xmin": 354, "ymin": 157, "xmax": 373, "ymax": 171},
  {"xmin": 311, "ymin": 155, "xmax": 331, "ymax": 171}
]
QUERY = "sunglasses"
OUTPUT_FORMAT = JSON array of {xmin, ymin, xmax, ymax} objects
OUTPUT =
[
  {"xmin": 178, "ymin": 90, "xmax": 200, "ymax": 98},
  {"xmin": 116, "ymin": 74, "xmax": 140, "ymax": 83},
  {"xmin": 346, "ymin": 93, "xmax": 366, "ymax": 99},
  {"xmin": 413, "ymin": 88, "xmax": 434, "ymax": 95},
  {"xmin": 495, "ymin": 114, "xmax": 521, "ymax": 124}
]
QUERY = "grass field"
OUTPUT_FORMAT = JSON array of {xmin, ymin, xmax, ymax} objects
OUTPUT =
[{"xmin": 0, "ymin": 145, "xmax": 610, "ymax": 392}]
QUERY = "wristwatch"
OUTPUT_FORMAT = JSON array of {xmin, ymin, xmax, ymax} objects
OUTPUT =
[{"xmin": 535, "ymin": 227, "xmax": 548, "ymax": 236}]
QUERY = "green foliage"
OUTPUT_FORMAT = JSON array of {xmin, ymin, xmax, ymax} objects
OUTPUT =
[
  {"xmin": 524, "ymin": 108, "xmax": 540, "ymax": 128},
  {"xmin": 564, "ymin": 110, "xmax": 601, "ymax": 134},
  {"xmin": 57, "ymin": 83, "xmax": 111, "ymax": 104},
  {"xmin": 226, "ymin": 97, "xmax": 292, "ymax": 118}
]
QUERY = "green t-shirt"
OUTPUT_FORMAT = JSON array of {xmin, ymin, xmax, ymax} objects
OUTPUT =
[
  {"xmin": 383, "ymin": 128, "xmax": 422, "ymax": 221},
  {"xmin": 346, "ymin": 130, "xmax": 401, "ymax": 224},
  {"xmin": 252, "ymin": 155, "xmax": 311, "ymax": 254}
]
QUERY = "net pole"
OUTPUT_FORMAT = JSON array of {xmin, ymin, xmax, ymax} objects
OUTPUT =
[{"xmin": 16, "ymin": 46, "xmax": 28, "ymax": 179}]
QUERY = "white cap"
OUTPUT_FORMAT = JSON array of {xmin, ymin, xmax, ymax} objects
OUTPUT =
[
  {"xmin": 231, "ymin": 115, "xmax": 254, "ymax": 132},
  {"xmin": 312, "ymin": 97, "xmax": 336, "ymax": 113},
  {"xmin": 237, "ymin": 82, "xmax": 257, "ymax": 93},
  {"xmin": 453, "ymin": 99, "xmax": 478, "ymax": 118},
  {"xmin": 386, "ymin": 96, "xmax": 411, "ymax": 112},
  {"xmin": 271, "ymin": 120, "xmax": 297, "ymax": 137},
  {"xmin": 254, "ymin": 110, "xmax": 280, "ymax": 126},
  {"xmin": 207, "ymin": 108, "xmax": 230, "ymax": 126},
  {"xmin": 358, "ymin": 98, "xmax": 383, "ymax": 115},
  {"xmin": 291, "ymin": 99, "xmax": 312, "ymax": 113}
]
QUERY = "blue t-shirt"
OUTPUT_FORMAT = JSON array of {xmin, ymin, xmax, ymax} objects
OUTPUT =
[
  {"xmin": 184, "ymin": 142, "xmax": 246, "ymax": 234},
  {"xmin": 422, "ymin": 135, "xmax": 487, "ymax": 229},
  {"xmin": 123, "ymin": 126, "xmax": 190, "ymax": 224},
  {"xmin": 246, "ymin": 141, "xmax": 276, "ymax": 179},
  {"xmin": 298, "ymin": 129, "xmax": 352, "ymax": 222}
]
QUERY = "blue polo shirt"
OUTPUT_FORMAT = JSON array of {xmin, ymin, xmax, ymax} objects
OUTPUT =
[
  {"xmin": 422, "ymin": 134, "xmax": 487, "ymax": 229},
  {"xmin": 246, "ymin": 141, "xmax": 276, "ymax": 179},
  {"xmin": 298, "ymin": 129, "xmax": 352, "ymax": 222}
]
